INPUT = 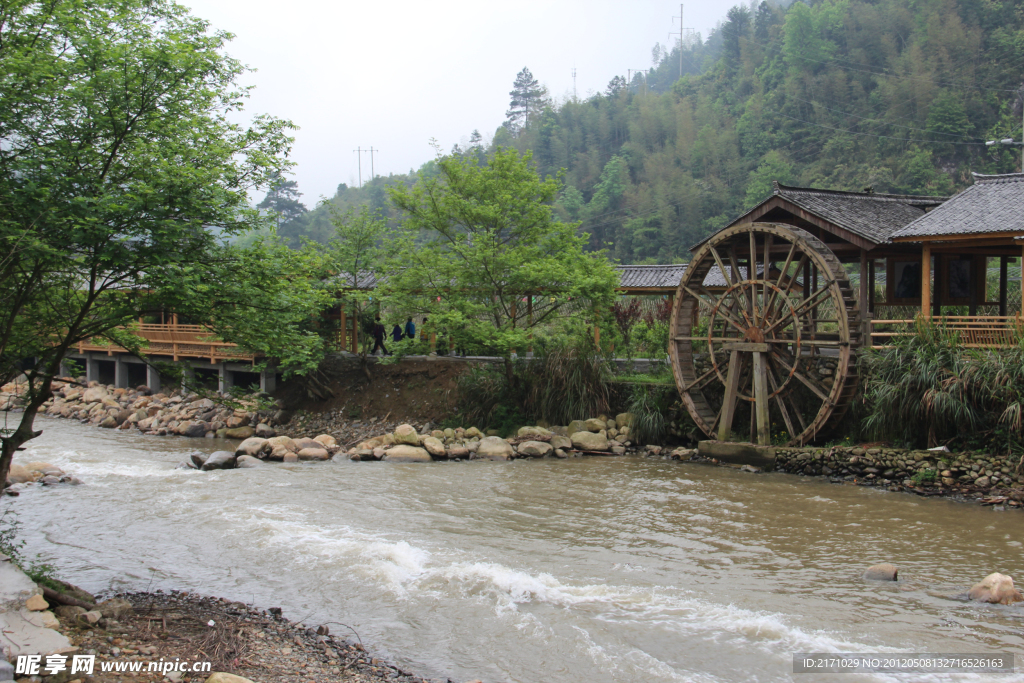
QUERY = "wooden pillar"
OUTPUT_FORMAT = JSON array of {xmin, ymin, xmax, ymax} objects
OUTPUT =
[
  {"xmin": 753, "ymin": 351, "xmax": 770, "ymax": 446},
  {"xmin": 968, "ymin": 255, "xmax": 979, "ymax": 316},
  {"xmin": 932, "ymin": 253, "xmax": 942, "ymax": 318},
  {"xmin": 718, "ymin": 350, "xmax": 741, "ymax": 442},
  {"xmin": 352, "ymin": 312, "xmax": 359, "ymax": 353},
  {"xmin": 859, "ymin": 249, "xmax": 868, "ymax": 312},
  {"xmin": 921, "ymin": 244, "xmax": 932, "ymax": 319},
  {"xmin": 1000, "ymin": 256, "xmax": 1009, "ymax": 317},
  {"xmin": 868, "ymin": 259, "xmax": 876, "ymax": 313},
  {"xmin": 339, "ymin": 306, "xmax": 347, "ymax": 351}
]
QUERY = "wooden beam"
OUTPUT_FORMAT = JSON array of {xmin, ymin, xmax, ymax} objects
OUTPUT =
[
  {"xmin": 859, "ymin": 249, "xmax": 868, "ymax": 312},
  {"xmin": 893, "ymin": 231, "xmax": 1024, "ymax": 244},
  {"xmin": 921, "ymin": 243, "xmax": 932, "ymax": 319},
  {"xmin": 1000, "ymin": 256, "xmax": 1008, "ymax": 317},
  {"xmin": 753, "ymin": 352, "xmax": 770, "ymax": 446},
  {"xmin": 718, "ymin": 350, "xmax": 742, "ymax": 442}
]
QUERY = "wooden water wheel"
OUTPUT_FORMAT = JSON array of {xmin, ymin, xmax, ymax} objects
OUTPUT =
[{"xmin": 669, "ymin": 222, "xmax": 861, "ymax": 446}]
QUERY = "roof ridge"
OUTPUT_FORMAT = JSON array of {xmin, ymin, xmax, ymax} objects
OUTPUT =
[
  {"xmin": 972, "ymin": 172, "xmax": 1024, "ymax": 183},
  {"xmin": 775, "ymin": 182, "xmax": 947, "ymax": 202}
]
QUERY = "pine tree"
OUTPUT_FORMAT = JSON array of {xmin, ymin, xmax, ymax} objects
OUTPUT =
[
  {"xmin": 505, "ymin": 67, "xmax": 547, "ymax": 136},
  {"xmin": 258, "ymin": 172, "xmax": 308, "ymax": 229}
]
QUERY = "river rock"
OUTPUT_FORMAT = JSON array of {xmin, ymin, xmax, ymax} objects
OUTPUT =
[
  {"xmin": 477, "ymin": 436, "xmax": 514, "ymax": 461},
  {"xmin": 25, "ymin": 594, "xmax": 48, "ymax": 611},
  {"xmin": 54, "ymin": 605, "xmax": 86, "ymax": 620},
  {"xmin": 7, "ymin": 464, "xmax": 33, "ymax": 484},
  {"xmin": 235, "ymin": 437, "xmax": 268, "ymax": 457},
  {"xmin": 99, "ymin": 415, "xmax": 117, "ymax": 428},
  {"xmin": 550, "ymin": 435, "xmax": 572, "ymax": 451},
  {"xmin": 201, "ymin": 451, "xmax": 236, "ymax": 470},
  {"xmin": 517, "ymin": 441, "xmax": 553, "ymax": 458},
  {"xmin": 571, "ymin": 431, "xmax": 609, "ymax": 451},
  {"xmin": 224, "ymin": 426, "xmax": 255, "ymax": 440},
  {"xmin": 82, "ymin": 387, "xmax": 108, "ymax": 403},
  {"xmin": 225, "ymin": 414, "xmax": 249, "ymax": 429},
  {"xmin": 448, "ymin": 446, "xmax": 470, "ymax": 459},
  {"xmin": 554, "ymin": 448, "xmax": 568, "ymax": 458},
  {"xmin": 583, "ymin": 418, "xmax": 606, "ymax": 432},
  {"xmin": 517, "ymin": 426, "xmax": 552, "ymax": 438},
  {"xmin": 235, "ymin": 455, "xmax": 263, "ymax": 468},
  {"xmin": 313, "ymin": 434, "xmax": 337, "ymax": 448},
  {"xmin": 297, "ymin": 447, "xmax": 329, "ymax": 461},
  {"xmin": 567, "ymin": 420, "xmax": 588, "ymax": 435},
  {"xmin": 266, "ymin": 435, "xmax": 297, "ymax": 453},
  {"xmin": 383, "ymin": 445, "xmax": 432, "ymax": 463},
  {"xmin": 266, "ymin": 445, "xmax": 290, "ymax": 461},
  {"xmin": 464, "ymin": 427, "xmax": 483, "ymax": 439},
  {"xmin": 282, "ymin": 452, "xmax": 298, "ymax": 463},
  {"xmin": 205, "ymin": 673, "xmax": 256, "ymax": 683},
  {"xmin": 968, "ymin": 573, "xmax": 1024, "ymax": 605},
  {"xmin": 97, "ymin": 598, "xmax": 133, "ymax": 619},
  {"xmin": 863, "ymin": 563, "xmax": 898, "ymax": 581},
  {"xmin": 422, "ymin": 436, "xmax": 446, "ymax": 457},
  {"xmin": 255, "ymin": 423, "xmax": 276, "ymax": 438},
  {"xmin": 394, "ymin": 424, "xmax": 420, "ymax": 445},
  {"xmin": 291, "ymin": 437, "xmax": 320, "ymax": 451},
  {"xmin": 78, "ymin": 610, "xmax": 102, "ymax": 625}
]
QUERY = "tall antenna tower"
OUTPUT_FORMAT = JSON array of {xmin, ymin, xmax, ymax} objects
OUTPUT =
[
  {"xmin": 572, "ymin": 66, "xmax": 577, "ymax": 100},
  {"xmin": 671, "ymin": 4, "xmax": 696, "ymax": 79}
]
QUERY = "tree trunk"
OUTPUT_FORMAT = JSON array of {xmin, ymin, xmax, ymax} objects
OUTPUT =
[{"xmin": 0, "ymin": 384, "xmax": 49, "ymax": 493}]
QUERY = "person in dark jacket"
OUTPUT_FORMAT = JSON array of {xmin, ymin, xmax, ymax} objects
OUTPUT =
[
  {"xmin": 371, "ymin": 315, "xmax": 389, "ymax": 356},
  {"xmin": 404, "ymin": 317, "xmax": 415, "ymax": 339},
  {"xmin": 391, "ymin": 323, "xmax": 403, "ymax": 343}
]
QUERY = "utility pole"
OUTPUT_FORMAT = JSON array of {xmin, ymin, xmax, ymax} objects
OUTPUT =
[
  {"xmin": 671, "ymin": 4, "xmax": 695, "ymax": 80},
  {"xmin": 572, "ymin": 66, "xmax": 577, "ymax": 100},
  {"xmin": 353, "ymin": 147, "xmax": 364, "ymax": 188},
  {"xmin": 368, "ymin": 147, "xmax": 379, "ymax": 180}
]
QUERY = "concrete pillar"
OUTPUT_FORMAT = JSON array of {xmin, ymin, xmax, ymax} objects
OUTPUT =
[
  {"xmin": 86, "ymin": 356, "xmax": 100, "ymax": 384},
  {"xmin": 218, "ymin": 364, "xmax": 233, "ymax": 394},
  {"xmin": 181, "ymin": 363, "xmax": 195, "ymax": 390},
  {"xmin": 260, "ymin": 369, "xmax": 276, "ymax": 394},
  {"xmin": 114, "ymin": 356, "xmax": 129, "ymax": 389},
  {"xmin": 146, "ymin": 365, "xmax": 161, "ymax": 393},
  {"xmin": 59, "ymin": 358, "xmax": 72, "ymax": 378}
]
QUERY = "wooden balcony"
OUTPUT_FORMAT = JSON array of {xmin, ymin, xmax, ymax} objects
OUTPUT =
[
  {"xmin": 76, "ymin": 323, "xmax": 258, "ymax": 363},
  {"xmin": 869, "ymin": 315, "xmax": 1024, "ymax": 349}
]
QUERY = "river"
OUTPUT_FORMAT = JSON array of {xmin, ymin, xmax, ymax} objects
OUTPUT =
[{"xmin": 6, "ymin": 417, "xmax": 1024, "ymax": 682}]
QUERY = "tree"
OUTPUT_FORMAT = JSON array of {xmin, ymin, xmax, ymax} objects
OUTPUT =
[
  {"xmin": 0, "ymin": 0, "xmax": 294, "ymax": 491},
  {"xmin": 606, "ymin": 75, "xmax": 627, "ymax": 97},
  {"xmin": 325, "ymin": 206, "xmax": 394, "ymax": 374},
  {"xmin": 258, "ymin": 173, "xmax": 308, "ymax": 229},
  {"xmin": 386, "ymin": 149, "xmax": 618, "ymax": 380},
  {"xmin": 505, "ymin": 67, "xmax": 548, "ymax": 135},
  {"xmin": 744, "ymin": 151, "xmax": 794, "ymax": 209}
]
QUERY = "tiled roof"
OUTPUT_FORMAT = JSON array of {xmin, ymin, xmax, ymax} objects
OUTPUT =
[
  {"xmin": 890, "ymin": 173, "xmax": 1024, "ymax": 240},
  {"xmin": 616, "ymin": 264, "xmax": 687, "ymax": 289},
  {"xmin": 615, "ymin": 264, "xmax": 759, "ymax": 290},
  {"xmin": 332, "ymin": 271, "xmax": 380, "ymax": 289},
  {"xmin": 693, "ymin": 182, "xmax": 946, "ymax": 250}
]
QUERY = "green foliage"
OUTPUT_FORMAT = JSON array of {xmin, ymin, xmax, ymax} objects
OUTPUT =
[
  {"xmin": 861, "ymin": 321, "xmax": 1024, "ymax": 452},
  {"xmin": 386, "ymin": 148, "xmax": 619, "ymax": 367},
  {"xmin": 625, "ymin": 384, "xmax": 675, "ymax": 445},
  {"xmin": 912, "ymin": 468, "xmax": 938, "ymax": 485}
]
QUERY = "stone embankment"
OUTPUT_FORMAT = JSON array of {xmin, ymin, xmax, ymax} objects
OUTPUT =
[{"xmin": 346, "ymin": 415, "xmax": 646, "ymax": 462}]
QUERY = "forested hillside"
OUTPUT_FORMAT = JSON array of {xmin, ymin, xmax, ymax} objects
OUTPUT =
[{"xmin": 275, "ymin": 0, "xmax": 1024, "ymax": 263}]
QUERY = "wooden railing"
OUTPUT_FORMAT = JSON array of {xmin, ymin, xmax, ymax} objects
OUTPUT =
[
  {"xmin": 869, "ymin": 315, "xmax": 1024, "ymax": 349},
  {"xmin": 76, "ymin": 323, "xmax": 258, "ymax": 362}
]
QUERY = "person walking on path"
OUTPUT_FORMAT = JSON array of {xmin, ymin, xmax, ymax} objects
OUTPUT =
[
  {"xmin": 391, "ymin": 322, "xmax": 403, "ymax": 343},
  {"xmin": 371, "ymin": 315, "xmax": 390, "ymax": 356},
  {"xmin": 404, "ymin": 317, "xmax": 416, "ymax": 340}
]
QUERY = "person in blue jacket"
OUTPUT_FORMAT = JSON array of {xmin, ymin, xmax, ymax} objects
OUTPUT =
[{"xmin": 404, "ymin": 317, "xmax": 416, "ymax": 340}]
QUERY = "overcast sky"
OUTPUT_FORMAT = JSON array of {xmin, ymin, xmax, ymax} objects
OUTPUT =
[{"xmin": 181, "ymin": 0, "xmax": 735, "ymax": 205}]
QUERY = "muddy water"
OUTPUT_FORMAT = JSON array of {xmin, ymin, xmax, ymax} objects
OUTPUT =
[{"xmin": 7, "ymin": 417, "xmax": 1024, "ymax": 682}]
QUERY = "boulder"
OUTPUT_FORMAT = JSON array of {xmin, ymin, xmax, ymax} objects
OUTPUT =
[
  {"xmin": 82, "ymin": 387, "xmax": 108, "ymax": 403},
  {"xmin": 225, "ymin": 414, "xmax": 250, "ymax": 429},
  {"xmin": 266, "ymin": 445, "xmax": 291, "ymax": 461},
  {"xmin": 201, "ymin": 451, "xmax": 236, "ymax": 471},
  {"xmin": 189, "ymin": 452, "xmax": 208, "ymax": 469},
  {"xmin": 224, "ymin": 426, "xmax": 255, "ymax": 440},
  {"xmin": 550, "ymin": 435, "xmax": 572, "ymax": 451},
  {"xmin": 393, "ymin": 424, "xmax": 421, "ymax": 445},
  {"xmin": 313, "ymin": 434, "xmax": 337, "ymax": 448},
  {"xmin": 205, "ymin": 673, "xmax": 256, "ymax": 683},
  {"xmin": 517, "ymin": 426, "xmax": 553, "ymax": 438},
  {"xmin": 968, "ymin": 573, "xmax": 1024, "ymax": 605},
  {"xmin": 863, "ymin": 564, "xmax": 899, "ymax": 581},
  {"xmin": 448, "ymin": 446, "xmax": 470, "ymax": 459},
  {"xmin": 293, "ymin": 437, "xmax": 322, "ymax": 451},
  {"xmin": 7, "ymin": 464, "xmax": 34, "ymax": 484},
  {"xmin": 566, "ymin": 420, "xmax": 588, "ymax": 436},
  {"xmin": 282, "ymin": 452, "xmax": 298, "ymax": 463},
  {"xmin": 25, "ymin": 594, "xmax": 48, "ymax": 611},
  {"xmin": 255, "ymin": 423, "xmax": 276, "ymax": 438},
  {"xmin": 464, "ymin": 427, "xmax": 483, "ymax": 439},
  {"xmin": 97, "ymin": 598, "xmax": 133, "ymax": 619},
  {"xmin": 571, "ymin": 431, "xmax": 610, "ymax": 451},
  {"xmin": 297, "ymin": 447, "xmax": 329, "ymax": 461},
  {"xmin": 77, "ymin": 610, "xmax": 102, "ymax": 625},
  {"xmin": 235, "ymin": 437, "xmax": 269, "ymax": 457},
  {"xmin": 422, "ymin": 436, "xmax": 446, "ymax": 457},
  {"xmin": 583, "ymin": 418, "xmax": 606, "ymax": 432},
  {"xmin": 477, "ymin": 436, "xmax": 514, "ymax": 461},
  {"xmin": 517, "ymin": 441, "xmax": 553, "ymax": 458},
  {"xmin": 235, "ymin": 455, "xmax": 263, "ymax": 468},
  {"xmin": 383, "ymin": 445, "xmax": 432, "ymax": 463},
  {"xmin": 99, "ymin": 415, "xmax": 117, "ymax": 428},
  {"xmin": 54, "ymin": 605, "xmax": 86, "ymax": 621},
  {"xmin": 554, "ymin": 448, "xmax": 568, "ymax": 458},
  {"xmin": 266, "ymin": 435, "xmax": 297, "ymax": 453}
]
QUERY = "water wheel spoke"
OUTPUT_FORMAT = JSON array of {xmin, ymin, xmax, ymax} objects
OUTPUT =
[
  {"xmin": 682, "ymin": 283, "xmax": 746, "ymax": 335},
  {"xmin": 682, "ymin": 365, "xmax": 718, "ymax": 392},
  {"xmin": 765, "ymin": 360, "xmax": 797, "ymax": 440},
  {"xmin": 763, "ymin": 285, "xmax": 834, "ymax": 336},
  {"xmin": 709, "ymin": 245, "xmax": 754, "ymax": 327},
  {"xmin": 768, "ymin": 349, "xmax": 832, "ymax": 402}
]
